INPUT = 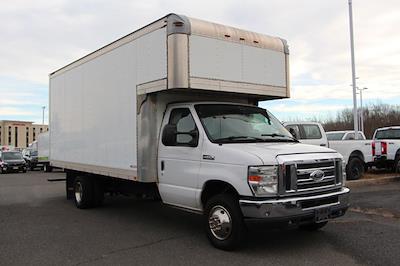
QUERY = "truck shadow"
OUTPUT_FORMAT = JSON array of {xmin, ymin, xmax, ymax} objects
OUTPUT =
[{"xmin": 88, "ymin": 195, "xmax": 336, "ymax": 251}]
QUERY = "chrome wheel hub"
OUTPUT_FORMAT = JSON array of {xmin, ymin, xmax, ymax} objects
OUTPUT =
[
  {"xmin": 75, "ymin": 181, "xmax": 83, "ymax": 204},
  {"xmin": 208, "ymin": 205, "xmax": 232, "ymax": 240}
]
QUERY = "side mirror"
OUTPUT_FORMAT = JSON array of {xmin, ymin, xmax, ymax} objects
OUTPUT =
[
  {"xmin": 162, "ymin": 124, "xmax": 199, "ymax": 147},
  {"xmin": 186, "ymin": 130, "xmax": 199, "ymax": 147},
  {"xmin": 162, "ymin": 124, "xmax": 177, "ymax": 146},
  {"xmin": 289, "ymin": 128, "xmax": 298, "ymax": 139}
]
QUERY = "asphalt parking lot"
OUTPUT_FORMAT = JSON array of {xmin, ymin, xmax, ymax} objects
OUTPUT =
[{"xmin": 0, "ymin": 171, "xmax": 399, "ymax": 266}]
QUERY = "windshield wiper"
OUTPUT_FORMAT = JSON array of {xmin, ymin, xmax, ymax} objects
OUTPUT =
[
  {"xmin": 261, "ymin": 133, "xmax": 299, "ymax": 142},
  {"xmin": 214, "ymin": 136, "xmax": 266, "ymax": 143}
]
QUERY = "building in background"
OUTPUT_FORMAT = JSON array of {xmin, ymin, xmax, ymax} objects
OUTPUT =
[{"xmin": 0, "ymin": 120, "xmax": 48, "ymax": 149}]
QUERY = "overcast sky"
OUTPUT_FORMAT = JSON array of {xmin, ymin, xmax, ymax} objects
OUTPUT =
[{"xmin": 1, "ymin": 0, "xmax": 399, "ymax": 124}]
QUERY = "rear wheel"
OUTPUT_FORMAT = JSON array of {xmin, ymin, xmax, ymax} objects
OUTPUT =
[
  {"xmin": 346, "ymin": 157, "xmax": 365, "ymax": 180},
  {"xmin": 44, "ymin": 164, "xmax": 52, "ymax": 173},
  {"xmin": 204, "ymin": 194, "xmax": 245, "ymax": 250},
  {"xmin": 74, "ymin": 176, "xmax": 94, "ymax": 209}
]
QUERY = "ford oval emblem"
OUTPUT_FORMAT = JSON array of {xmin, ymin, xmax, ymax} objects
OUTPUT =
[{"xmin": 310, "ymin": 169, "xmax": 325, "ymax": 181}]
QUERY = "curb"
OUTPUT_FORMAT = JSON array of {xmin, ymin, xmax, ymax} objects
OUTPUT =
[{"xmin": 346, "ymin": 175, "xmax": 400, "ymax": 188}]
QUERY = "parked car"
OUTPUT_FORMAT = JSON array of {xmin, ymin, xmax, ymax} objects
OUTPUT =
[
  {"xmin": 283, "ymin": 122, "xmax": 328, "ymax": 147},
  {"xmin": 0, "ymin": 151, "xmax": 27, "ymax": 174},
  {"xmin": 326, "ymin": 131, "xmax": 366, "ymax": 141},
  {"xmin": 372, "ymin": 126, "xmax": 400, "ymax": 172},
  {"xmin": 284, "ymin": 122, "xmax": 373, "ymax": 180},
  {"xmin": 22, "ymin": 148, "xmax": 41, "ymax": 170}
]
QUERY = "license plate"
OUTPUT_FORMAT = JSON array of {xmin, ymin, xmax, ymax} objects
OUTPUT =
[
  {"xmin": 13, "ymin": 166, "xmax": 19, "ymax": 170},
  {"xmin": 315, "ymin": 207, "xmax": 331, "ymax": 223}
]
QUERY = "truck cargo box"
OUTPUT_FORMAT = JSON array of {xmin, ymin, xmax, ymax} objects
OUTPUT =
[{"xmin": 49, "ymin": 14, "xmax": 290, "ymax": 182}]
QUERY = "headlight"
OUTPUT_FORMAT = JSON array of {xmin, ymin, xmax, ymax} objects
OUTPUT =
[
  {"xmin": 248, "ymin": 166, "xmax": 278, "ymax": 196},
  {"xmin": 342, "ymin": 160, "xmax": 347, "ymax": 185}
]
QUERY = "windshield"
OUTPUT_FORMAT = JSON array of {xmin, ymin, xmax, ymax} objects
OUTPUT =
[
  {"xmin": 195, "ymin": 104, "xmax": 296, "ymax": 144},
  {"xmin": 375, "ymin": 129, "xmax": 400, "ymax": 140},
  {"xmin": 327, "ymin": 133, "xmax": 345, "ymax": 140},
  {"xmin": 2, "ymin": 152, "xmax": 23, "ymax": 160}
]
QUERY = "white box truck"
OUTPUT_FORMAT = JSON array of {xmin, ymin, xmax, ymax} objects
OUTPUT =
[{"xmin": 49, "ymin": 14, "xmax": 349, "ymax": 250}]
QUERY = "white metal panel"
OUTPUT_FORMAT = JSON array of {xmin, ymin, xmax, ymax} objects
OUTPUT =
[
  {"xmin": 37, "ymin": 132, "xmax": 49, "ymax": 159},
  {"xmin": 50, "ymin": 28, "xmax": 167, "ymax": 179},
  {"xmin": 137, "ymin": 29, "xmax": 167, "ymax": 84},
  {"xmin": 189, "ymin": 35, "xmax": 286, "ymax": 87}
]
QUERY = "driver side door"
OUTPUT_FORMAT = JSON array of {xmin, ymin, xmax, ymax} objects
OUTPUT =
[{"xmin": 158, "ymin": 107, "xmax": 202, "ymax": 210}]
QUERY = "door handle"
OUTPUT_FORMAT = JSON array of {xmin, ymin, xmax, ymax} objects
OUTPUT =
[
  {"xmin": 203, "ymin": 155, "xmax": 215, "ymax": 160},
  {"xmin": 161, "ymin": 161, "xmax": 165, "ymax": 171},
  {"xmin": 320, "ymin": 144, "xmax": 326, "ymax": 146}
]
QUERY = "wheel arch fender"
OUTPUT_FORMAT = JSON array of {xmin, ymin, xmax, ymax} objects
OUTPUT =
[
  {"xmin": 349, "ymin": 150, "xmax": 365, "ymax": 163},
  {"xmin": 200, "ymin": 179, "xmax": 241, "ymax": 209}
]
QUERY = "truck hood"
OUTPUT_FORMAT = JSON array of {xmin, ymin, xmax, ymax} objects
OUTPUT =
[{"xmin": 225, "ymin": 142, "xmax": 337, "ymax": 165}]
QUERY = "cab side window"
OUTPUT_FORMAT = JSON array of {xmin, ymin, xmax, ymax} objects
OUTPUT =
[
  {"xmin": 285, "ymin": 125, "xmax": 300, "ymax": 139},
  {"xmin": 344, "ymin": 133, "xmax": 355, "ymax": 140},
  {"xmin": 168, "ymin": 108, "xmax": 198, "ymax": 146},
  {"xmin": 302, "ymin": 125, "xmax": 322, "ymax": 139}
]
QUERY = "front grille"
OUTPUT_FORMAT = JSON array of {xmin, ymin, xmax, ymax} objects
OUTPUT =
[{"xmin": 281, "ymin": 159, "xmax": 342, "ymax": 195}]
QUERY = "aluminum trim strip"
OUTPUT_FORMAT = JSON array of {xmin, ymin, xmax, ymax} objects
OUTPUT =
[
  {"xmin": 51, "ymin": 160, "xmax": 139, "ymax": 181},
  {"xmin": 239, "ymin": 187, "xmax": 350, "ymax": 205}
]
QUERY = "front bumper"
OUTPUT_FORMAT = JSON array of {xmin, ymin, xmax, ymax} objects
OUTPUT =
[
  {"xmin": 239, "ymin": 187, "xmax": 350, "ymax": 221},
  {"xmin": 1, "ymin": 165, "xmax": 27, "ymax": 172}
]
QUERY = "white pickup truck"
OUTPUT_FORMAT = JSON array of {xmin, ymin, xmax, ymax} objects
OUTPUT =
[
  {"xmin": 284, "ymin": 122, "xmax": 373, "ymax": 180},
  {"xmin": 49, "ymin": 14, "xmax": 349, "ymax": 250},
  {"xmin": 372, "ymin": 126, "xmax": 400, "ymax": 172}
]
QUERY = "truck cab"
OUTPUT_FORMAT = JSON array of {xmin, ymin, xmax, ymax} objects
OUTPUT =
[{"xmin": 158, "ymin": 102, "xmax": 349, "ymax": 248}]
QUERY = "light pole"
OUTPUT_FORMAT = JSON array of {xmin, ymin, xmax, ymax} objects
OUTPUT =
[
  {"xmin": 348, "ymin": 0, "xmax": 359, "ymax": 139},
  {"xmin": 42, "ymin": 106, "xmax": 46, "ymax": 125},
  {"xmin": 357, "ymin": 87, "xmax": 368, "ymax": 133}
]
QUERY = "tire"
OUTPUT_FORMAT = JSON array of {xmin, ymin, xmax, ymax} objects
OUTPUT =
[
  {"xmin": 393, "ymin": 155, "xmax": 400, "ymax": 173},
  {"xmin": 299, "ymin": 221, "xmax": 328, "ymax": 231},
  {"xmin": 204, "ymin": 194, "xmax": 245, "ymax": 250},
  {"xmin": 44, "ymin": 164, "xmax": 52, "ymax": 173},
  {"xmin": 74, "ymin": 176, "xmax": 94, "ymax": 209},
  {"xmin": 346, "ymin": 157, "xmax": 365, "ymax": 180}
]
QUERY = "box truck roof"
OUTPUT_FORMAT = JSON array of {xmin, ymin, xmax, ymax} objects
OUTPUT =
[{"xmin": 50, "ymin": 14, "xmax": 290, "ymax": 100}]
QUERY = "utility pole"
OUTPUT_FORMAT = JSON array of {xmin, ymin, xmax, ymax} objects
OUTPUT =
[
  {"xmin": 42, "ymin": 106, "xmax": 46, "ymax": 125},
  {"xmin": 358, "ymin": 87, "xmax": 368, "ymax": 133},
  {"xmin": 348, "ymin": 0, "xmax": 359, "ymax": 139}
]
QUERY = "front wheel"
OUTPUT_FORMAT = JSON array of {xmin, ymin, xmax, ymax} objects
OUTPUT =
[
  {"xmin": 204, "ymin": 194, "xmax": 245, "ymax": 250},
  {"xmin": 346, "ymin": 157, "xmax": 365, "ymax": 180}
]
